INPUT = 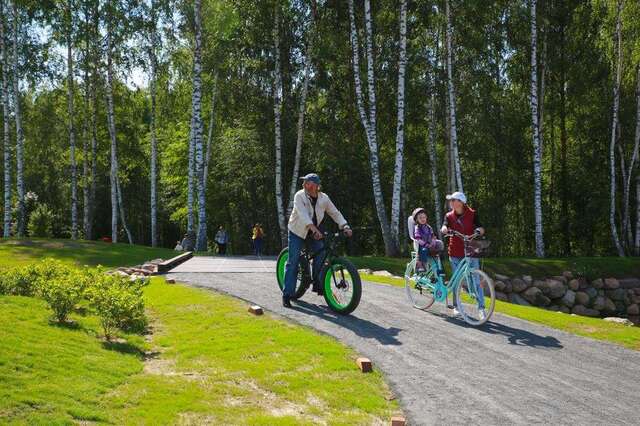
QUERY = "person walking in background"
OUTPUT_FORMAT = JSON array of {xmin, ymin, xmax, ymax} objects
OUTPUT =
[
  {"xmin": 252, "ymin": 223, "xmax": 265, "ymax": 256},
  {"xmin": 214, "ymin": 225, "xmax": 229, "ymax": 255}
]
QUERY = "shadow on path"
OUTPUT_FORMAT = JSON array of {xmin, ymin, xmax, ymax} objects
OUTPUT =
[
  {"xmin": 443, "ymin": 315, "xmax": 563, "ymax": 349},
  {"xmin": 292, "ymin": 300, "xmax": 403, "ymax": 346}
]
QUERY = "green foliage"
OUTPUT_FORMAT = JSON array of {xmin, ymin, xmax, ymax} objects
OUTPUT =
[
  {"xmin": 27, "ymin": 204, "xmax": 55, "ymax": 238},
  {"xmin": 87, "ymin": 274, "xmax": 148, "ymax": 338},
  {"xmin": 39, "ymin": 271, "xmax": 84, "ymax": 322}
]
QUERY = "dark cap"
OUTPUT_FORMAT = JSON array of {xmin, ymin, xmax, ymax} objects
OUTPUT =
[{"xmin": 299, "ymin": 173, "xmax": 321, "ymax": 185}]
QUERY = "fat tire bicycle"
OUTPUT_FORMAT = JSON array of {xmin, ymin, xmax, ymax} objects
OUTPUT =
[
  {"xmin": 405, "ymin": 230, "xmax": 495, "ymax": 326},
  {"xmin": 276, "ymin": 231, "xmax": 362, "ymax": 315}
]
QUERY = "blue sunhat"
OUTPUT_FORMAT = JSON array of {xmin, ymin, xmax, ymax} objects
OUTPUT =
[{"xmin": 299, "ymin": 173, "xmax": 321, "ymax": 185}]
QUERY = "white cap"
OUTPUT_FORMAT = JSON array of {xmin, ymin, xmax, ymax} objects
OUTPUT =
[{"xmin": 446, "ymin": 191, "xmax": 467, "ymax": 204}]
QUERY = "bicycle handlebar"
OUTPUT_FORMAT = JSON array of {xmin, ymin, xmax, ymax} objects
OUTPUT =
[{"xmin": 444, "ymin": 229, "xmax": 481, "ymax": 242}]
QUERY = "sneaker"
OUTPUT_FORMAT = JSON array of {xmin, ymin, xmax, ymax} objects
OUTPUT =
[
  {"xmin": 451, "ymin": 306, "xmax": 460, "ymax": 316},
  {"xmin": 416, "ymin": 262, "xmax": 426, "ymax": 273},
  {"xmin": 478, "ymin": 309, "xmax": 486, "ymax": 321}
]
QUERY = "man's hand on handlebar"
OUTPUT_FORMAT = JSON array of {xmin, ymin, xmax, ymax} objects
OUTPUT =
[
  {"xmin": 343, "ymin": 225, "xmax": 353, "ymax": 238},
  {"xmin": 309, "ymin": 225, "xmax": 323, "ymax": 240}
]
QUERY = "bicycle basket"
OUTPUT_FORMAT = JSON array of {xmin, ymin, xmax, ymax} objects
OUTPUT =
[{"xmin": 467, "ymin": 239, "xmax": 491, "ymax": 257}]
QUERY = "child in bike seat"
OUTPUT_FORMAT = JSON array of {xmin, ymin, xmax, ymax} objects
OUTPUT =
[{"xmin": 412, "ymin": 207, "xmax": 444, "ymax": 273}]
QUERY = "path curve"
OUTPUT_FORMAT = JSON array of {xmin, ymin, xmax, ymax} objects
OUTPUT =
[{"xmin": 167, "ymin": 256, "xmax": 640, "ymax": 425}]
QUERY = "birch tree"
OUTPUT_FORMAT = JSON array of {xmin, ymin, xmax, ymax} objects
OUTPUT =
[
  {"xmin": 427, "ymin": 75, "xmax": 442, "ymax": 233},
  {"xmin": 203, "ymin": 74, "xmax": 217, "ymax": 195},
  {"xmin": 149, "ymin": 0, "xmax": 159, "ymax": 247},
  {"xmin": 105, "ymin": 1, "xmax": 119, "ymax": 243},
  {"xmin": 1, "ymin": 0, "xmax": 12, "ymax": 238},
  {"xmin": 116, "ymin": 176, "xmax": 133, "ymax": 244},
  {"xmin": 273, "ymin": 1, "xmax": 287, "ymax": 246},
  {"xmin": 623, "ymin": 65, "xmax": 640, "ymax": 250},
  {"xmin": 81, "ymin": 2, "xmax": 92, "ymax": 240},
  {"xmin": 633, "ymin": 66, "xmax": 640, "ymax": 254},
  {"xmin": 191, "ymin": 0, "xmax": 207, "ymax": 252},
  {"xmin": 609, "ymin": 0, "xmax": 624, "ymax": 256},
  {"xmin": 530, "ymin": 0, "xmax": 545, "ymax": 257},
  {"xmin": 390, "ymin": 0, "xmax": 407, "ymax": 250},
  {"xmin": 347, "ymin": 0, "xmax": 394, "ymax": 255},
  {"xmin": 10, "ymin": 0, "xmax": 24, "ymax": 237},
  {"xmin": 66, "ymin": 0, "xmax": 79, "ymax": 240},
  {"xmin": 286, "ymin": 34, "xmax": 312, "ymax": 217},
  {"xmin": 445, "ymin": 0, "xmax": 463, "ymax": 192}
]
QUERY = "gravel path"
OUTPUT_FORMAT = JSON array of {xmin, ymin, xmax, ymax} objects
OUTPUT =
[{"xmin": 167, "ymin": 256, "xmax": 640, "ymax": 425}]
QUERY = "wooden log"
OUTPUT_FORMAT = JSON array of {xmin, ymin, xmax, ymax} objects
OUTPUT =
[
  {"xmin": 248, "ymin": 305, "xmax": 264, "ymax": 315},
  {"xmin": 390, "ymin": 415, "xmax": 406, "ymax": 426},
  {"xmin": 356, "ymin": 357, "xmax": 372, "ymax": 373}
]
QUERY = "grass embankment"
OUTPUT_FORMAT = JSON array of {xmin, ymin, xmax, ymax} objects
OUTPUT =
[
  {"xmin": 0, "ymin": 240, "xmax": 398, "ymax": 424},
  {"xmin": 350, "ymin": 255, "xmax": 640, "ymax": 280},
  {"xmin": 350, "ymin": 257, "xmax": 640, "ymax": 351}
]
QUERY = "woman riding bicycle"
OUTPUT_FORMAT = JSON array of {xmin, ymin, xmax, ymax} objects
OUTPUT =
[
  {"xmin": 440, "ymin": 191, "xmax": 486, "ymax": 317},
  {"xmin": 283, "ymin": 173, "xmax": 352, "ymax": 308}
]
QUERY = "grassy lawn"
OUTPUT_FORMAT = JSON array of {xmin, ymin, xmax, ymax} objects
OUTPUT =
[
  {"xmin": 351, "ymin": 255, "xmax": 640, "ymax": 280},
  {"xmin": 0, "ymin": 239, "xmax": 178, "ymax": 269},
  {"xmin": 359, "ymin": 273, "xmax": 640, "ymax": 351},
  {"xmin": 0, "ymin": 241, "xmax": 398, "ymax": 424}
]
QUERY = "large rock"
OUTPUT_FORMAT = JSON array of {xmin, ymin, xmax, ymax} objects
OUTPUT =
[
  {"xmin": 568, "ymin": 279, "xmax": 580, "ymax": 291},
  {"xmin": 509, "ymin": 293, "xmax": 531, "ymax": 306},
  {"xmin": 619, "ymin": 278, "xmax": 640, "ymax": 289},
  {"xmin": 562, "ymin": 271, "xmax": 573, "ymax": 280},
  {"xmin": 592, "ymin": 296, "xmax": 607, "ymax": 311},
  {"xmin": 511, "ymin": 278, "xmax": 528, "ymax": 293},
  {"xmin": 549, "ymin": 305, "xmax": 570, "ymax": 314},
  {"xmin": 494, "ymin": 280, "xmax": 507, "ymax": 292},
  {"xmin": 585, "ymin": 287, "xmax": 598, "ymax": 301},
  {"xmin": 627, "ymin": 304, "xmax": 640, "ymax": 316},
  {"xmin": 495, "ymin": 291, "xmax": 509, "ymax": 302},
  {"xmin": 575, "ymin": 291, "xmax": 590, "ymax": 306},
  {"xmin": 631, "ymin": 295, "xmax": 640, "ymax": 305},
  {"xmin": 572, "ymin": 305, "xmax": 600, "ymax": 317},
  {"xmin": 546, "ymin": 279, "xmax": 567, "ymax": 299},
  {"xmin": 523, "ymin": 287, "xmax": 551, "ymax": 306},
  {"xmin": 591, "ymin": 278, "xmax": 604, "ymax": 289},
  {"xmin": 562, "ymin": 289, "xmax": 576, "ymax": 307},
  {"xmin": 503, "ymin": 281, "xmax": 513, "ymax": 293},
  {"xmin": 552, "ymin": 275, "xmax": 567, "ymax": 285},
  {"xmin": 603, "ymin": 317, "xmax": 634, "ymax": 326},
  {"xmin": 522, "ymin": 275, "xmax": 533, "ymax": 286},
  {"xmin": 494, "ymin": 273, "xmax": 510, "ymax": 282},
  {"xmin": 603, "ymin": 298, "xmax": 617, "ymax": 313},
  {"xmin": 607, "ymin": 288, "xmax": 628, "ymax": 302},
  {"xmin": 604, "ymin": 278, "xmax": 620, "ymax": 289},
  {"xmin": 533, "ymin": 280, "xmax": 548, "ymax": 293},
  {"xmin": 578, "ymin": 278, "xmax": 590, "ymax": 290}
]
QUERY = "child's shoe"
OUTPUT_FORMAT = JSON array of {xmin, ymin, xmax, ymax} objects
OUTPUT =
[{"xmin": 416, "ymin": 261, "xmax": 426, "ymax": 273}]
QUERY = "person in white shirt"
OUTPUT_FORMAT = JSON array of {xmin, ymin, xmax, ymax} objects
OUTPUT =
[{"xmin": 283, "ymin": 173, "xmax": 352, "ymax": 307}]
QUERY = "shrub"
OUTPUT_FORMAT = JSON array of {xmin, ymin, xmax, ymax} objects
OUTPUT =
[
  {"xmin": 39, "ymin": 271, "xmax": 84, "ymax": 322},
  {"xmin": 0, "ymin": 265, "xmax": 39, "ymax": 296},
  {"xmin": 88, "ymin": 274, "xmax": 148, "ymax": 338},
  {"xmin": 27, "ymin": 203, "xmax": 55, "ymax": 238}
]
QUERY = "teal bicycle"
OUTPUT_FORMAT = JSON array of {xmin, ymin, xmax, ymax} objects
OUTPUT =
[{"xmin": 404, "ymin": 229, "xmax": 495, "ymax": 326}]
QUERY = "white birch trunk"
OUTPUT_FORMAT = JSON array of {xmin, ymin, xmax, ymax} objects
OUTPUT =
[
  {"xmin": 390, "ymin": 0, "xmax": 407, "ymax": 252},
  {"xmin": 530, "ymin": 0, "xmax": 545, "ymax": 257},
  {"xmin": 0, "ymin": 0, "xmax": 11, "ymax": 238},
  {"xmin": 66, "ymin": 2, "xmax": 78, "ymax": 240},
  {"xmin": 203, "ymin": 74, "xmax": 217, "ymax": 196},
  {"xmin": 287, "ymin": 42, "xmax": 312, "ymax": 217},
  {"xmin": 273, "ymin": 1, "xmax": 287, "ymax": 246},
  {"xmin": 192, "ymin": 0, "xmax": 207, "ymax": 252},
  {"xmin": 347, "ymin": 0, "xmax": 394, "ymax": 255},
  {"xmin": 105, "ymin": 17, "xmax": 119, "ymax": 243},
  {"xmin": 149, "ymin": 0, "xmax": 158, "ymax": 247},
  {"xmin": 609, "ymin": 0, "xmax": 625, "ymax": 256},
  {"xmin": 445, "ymin": 0, "xmax": 463, "ymax": 192},
  {"xmin": 635, "ymin": 176, "xmax": 640, "ymax": 255},
  {"xmin": 10, "ymin": 1, "xmax": 23, "ymax": 237},
  {"xmin": 82, "ymin": 38, "xmax": 90, "ymax": 240},
  {"xmin": 116, "ymin": 175, "xmax": 133, "ymax": 244}
]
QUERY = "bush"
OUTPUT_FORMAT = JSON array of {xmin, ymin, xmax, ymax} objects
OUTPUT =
[
  {"xmin": 0, "ymin": 265, "xmax": 40, "ymax": 296},
  {"xmin": 39, "ymin": 271, "xmax": 84, "ymax": 322},
  {"xmin": 28, "ymin": 204, "xmax": 55, "ymax": 238},
  {"xmin": 88, "ymin": 274, "xmax": 148, "ymax": 338}
]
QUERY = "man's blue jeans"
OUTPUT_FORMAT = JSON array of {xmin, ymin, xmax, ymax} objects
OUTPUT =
[
  {"xmin": 283, "ymin": 231, "xmax": 325, "ymax": 298},
  {"xmin": 450, "ymin": 256, "xmax": 484, "ymax": 309}
]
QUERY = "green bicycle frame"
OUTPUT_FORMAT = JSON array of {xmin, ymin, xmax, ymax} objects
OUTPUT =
[{"xmin": 413, "ymin": 252, "xmax": 481, "ymax": 304}]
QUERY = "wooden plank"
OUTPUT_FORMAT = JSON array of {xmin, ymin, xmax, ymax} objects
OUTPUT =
[{"xmin": 157, "ymin": 251, "xmax": 193, "ymax": 273}]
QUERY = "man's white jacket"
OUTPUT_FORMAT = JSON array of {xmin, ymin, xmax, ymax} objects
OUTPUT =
[{"xmin": 288, "ymin": 190, "xmax": 348, "ymax": 239}]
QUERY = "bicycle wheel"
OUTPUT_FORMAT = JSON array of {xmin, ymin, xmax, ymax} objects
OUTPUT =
[
  {"xmin": 322, "ymin": 257, "xmax": 362, "ymax": 315},
  {"xmin": 404, "ymin": 257, "xmax": 436, "ymax": 310},
  {"xmin": 455, "ymin": 268, "xmax": 495, "ymax": 326},
  {"xmin": 276, "ymin": 247, "xmax": 310, "ymax": 299}
]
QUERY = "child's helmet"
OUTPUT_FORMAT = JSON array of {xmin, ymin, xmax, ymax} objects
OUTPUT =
[{"xmin": 412, "ymin": 207, "xmax": 427, "ymax": 222}]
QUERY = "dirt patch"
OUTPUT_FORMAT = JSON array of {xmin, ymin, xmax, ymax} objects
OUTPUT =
[{"xmin": 177, "ymin": 412, "xmax": 218, "ymax": 425}]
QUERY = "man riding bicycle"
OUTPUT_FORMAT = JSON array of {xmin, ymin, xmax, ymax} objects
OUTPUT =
[{"xmin": 283, "ymin": 173, "xmax": 352, "ymax": 308}]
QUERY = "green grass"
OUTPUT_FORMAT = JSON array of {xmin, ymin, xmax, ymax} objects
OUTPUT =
[
  {"xmin": 351, "ymin": 255, "xmax": 640, "ymax": 280},
  {"xmin": 0, "ymin": 241, "xmax": 398, "ymax": 424},
  {"xmin": 0, "ymin": 238, "xmax": 178, "ymax": 269},
  {"xmin": 359, "ymin": 274, "xmax": 640, "ymax": 351}
]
